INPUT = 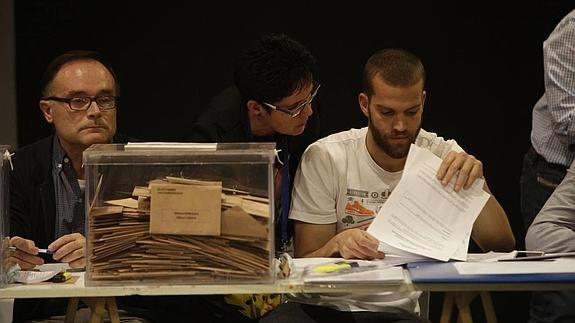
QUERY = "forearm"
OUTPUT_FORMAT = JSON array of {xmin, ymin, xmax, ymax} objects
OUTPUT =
[
  {"xmin": 297, "ymin": 234, "xmax": 341, "ymax": 258},
  {"xmin": 294, "ymin": 221, "xmax": 338, "ymax": 258},
  {"xmin": 526, "ymin": 165, "xmax": 575, "ymax": 252},
  {"xmin": 472, "ymin": 195, "xmax": 515, "ymax": 252}
]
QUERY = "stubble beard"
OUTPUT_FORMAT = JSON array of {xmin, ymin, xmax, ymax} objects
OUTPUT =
[{"xmin": 368, "ymin": 115, "xmax": 421, "ymax": 159}]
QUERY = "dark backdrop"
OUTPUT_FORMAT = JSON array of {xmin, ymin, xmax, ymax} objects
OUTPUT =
[{"xmin": 14, "ymin": 1, "xmax": 574, "ymax": 321}]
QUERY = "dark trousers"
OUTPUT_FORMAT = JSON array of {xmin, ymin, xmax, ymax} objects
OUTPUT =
[
  {"xmin": 519, "ymin": 148, "xmax": 567, "ymax": 231},
  {"xmin": 520, "ymin": 149, "xmax": 575, "ymax": 323}
]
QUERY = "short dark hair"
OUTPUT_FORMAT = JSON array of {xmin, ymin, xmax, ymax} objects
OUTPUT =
[
  {"xmin": 234, "ymin": 34, "xmax": 317, "ymax": 104},
  {"xmin": 362, "ymin": 48, "xmax": 425, "ymax": 96},
  {"xmin": 40, "ymin": 50, "xmax": 120, "ymax": 97}
]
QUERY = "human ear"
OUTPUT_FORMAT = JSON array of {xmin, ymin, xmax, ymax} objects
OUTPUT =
[
  {"xmin": 39, "ymin": 101, "xmax": 54, "ymax": 123},
  {"xmin": 247, "ymin": 100, "xmax": 264, "ymax": 116},
  {"xmin": 422, "ymin": 90, "xmax": 427, "ymax": 108},
  {"xmin": 358, "ymin": 93, "xmax": 370, "ymax": 118}
]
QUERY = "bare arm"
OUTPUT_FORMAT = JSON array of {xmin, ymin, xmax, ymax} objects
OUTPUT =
[
  {"xmin": 294, "ymin": 221, "xmax": 384, "ymax": 259},
  {"xmin": 471, "ymin": 183, "xmax": 515, "ymax": 252},
  {"xmin": 437, "ymin": 151, "xmax": 515, "ymax": 252}
]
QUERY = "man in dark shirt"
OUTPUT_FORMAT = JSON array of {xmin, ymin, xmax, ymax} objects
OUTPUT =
[
  {"xmin": 186, "ymin": 33, "xmax": 322, "ymax": 252},
  {"xmin": 184, "ymin": 34, "xmax": 322, "ymax": 322}
]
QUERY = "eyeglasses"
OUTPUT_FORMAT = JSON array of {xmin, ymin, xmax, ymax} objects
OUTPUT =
[
  {"xmin": 42, "ymin": 96, "xmax": 118, "ymax": 111},
  {"xmin": 261, "ymin": 84, "xmax": 320, "ymax": 118}
]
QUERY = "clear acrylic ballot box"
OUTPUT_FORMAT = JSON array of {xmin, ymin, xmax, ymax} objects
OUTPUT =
[{"xmin": 83, "ymin": 142, "xmax": 276, "ymax": 286}]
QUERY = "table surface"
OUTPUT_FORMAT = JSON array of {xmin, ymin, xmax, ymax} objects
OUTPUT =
[{"xmin": 2, "ymin": 269, "xmax": 575, "ymax": 299}]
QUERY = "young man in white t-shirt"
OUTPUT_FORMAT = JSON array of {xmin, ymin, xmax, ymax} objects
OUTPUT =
[{"xmin": 262, "ymin": 49, "xmax": 515, "ymax": 323}]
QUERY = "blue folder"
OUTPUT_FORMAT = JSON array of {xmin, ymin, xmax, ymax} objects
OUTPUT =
[{"xmin": 407, "ymin": 261, "xmax": 575, "ymax": 283}]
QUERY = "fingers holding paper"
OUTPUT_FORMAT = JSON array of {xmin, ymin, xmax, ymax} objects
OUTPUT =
[
  {"xmin": 437, "ymin": 151, "xmax": 483, "ymax": 192},
  {"xmin": 294, "ymin": 222, "xmax": 385, "ymax": 259},
  {"xmin": 9, "ymin": 236, "xmax": 44, "ymax": 270},
  {"xmin": 336, "ymin": 229, "xmax": 385, "ymax": 260},
  {"xmin": 49, "ymin": 233, "xmax": 86, "ymax": 268}
]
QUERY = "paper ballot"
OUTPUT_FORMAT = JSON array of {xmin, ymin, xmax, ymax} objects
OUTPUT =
[{"xmin": 367, "ymin": 144, "xmax": 490, "ymax": 261}]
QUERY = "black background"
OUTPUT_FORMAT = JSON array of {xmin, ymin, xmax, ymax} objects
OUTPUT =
[{"xmin": 14, "ymin": 1, "xmax": 575, "ymax": 321}]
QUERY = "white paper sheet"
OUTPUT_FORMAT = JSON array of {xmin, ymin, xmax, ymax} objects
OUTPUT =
[
  {"xmin": 454, "ymin": 258, "xmax": 575, "ymax": 274},
  {"xmin": 367, "ymin": 144, "xmax": 490, "ymax": 261},
  {"xmin": 292, "ymin": 258, "xmax": 405, "ymax": 284}
]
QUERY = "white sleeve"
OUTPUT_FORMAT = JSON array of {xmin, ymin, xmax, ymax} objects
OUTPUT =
[
  {"xmin": 526, "ymin": 161, "xmax": 575, "ymax": 252},
  {"xmin": 289, "ymin": 143, "xmax": 338, "ymax": 224}
]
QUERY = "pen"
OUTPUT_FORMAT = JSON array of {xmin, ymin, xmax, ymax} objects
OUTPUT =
[{"xmin": 8, "ymin": 246, "xmax": 53, "ymax": 254}]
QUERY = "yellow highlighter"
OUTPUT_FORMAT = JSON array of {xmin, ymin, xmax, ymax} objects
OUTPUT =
[
  {"xmin": 312, "ymin": 261, "xmax": 358, "ymax": 274},
  {"xmin": 51, "ymin": 271, "xmax": 72, "ymax": 283}
]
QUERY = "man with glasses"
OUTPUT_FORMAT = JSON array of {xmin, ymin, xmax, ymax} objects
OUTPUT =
[
  {"xmin": 187, "ymin": 33, "xmax": 321, "ymax": 253},
  {"xmin": 184, "ymin": 34, "xmax": 321, "ymax": 322},
  {"xmin": 9, "ymin": 50, "xmax": 129, "ymax": 321}
]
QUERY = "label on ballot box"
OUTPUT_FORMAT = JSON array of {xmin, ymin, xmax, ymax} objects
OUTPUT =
[{"xmin": 150, "ymin": 181, "xmax": 222, "ymax": 235}]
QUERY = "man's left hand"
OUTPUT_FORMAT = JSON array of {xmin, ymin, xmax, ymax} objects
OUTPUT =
[
  {"xmin": 48, "ymin": 233, "xmax": 86, "ymax": 268},
  {"xmin": 436, "ymin": 151, "xmax": 483, "ymax": 192}
]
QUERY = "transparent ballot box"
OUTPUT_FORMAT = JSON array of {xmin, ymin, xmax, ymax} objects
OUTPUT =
[
  {"xmin": 83, "ymin": 143, "xmax": 276, "ymax": 286},
  {"xmin": 0, "ymin": 146, "xmax": 10, "ymax": 288}
]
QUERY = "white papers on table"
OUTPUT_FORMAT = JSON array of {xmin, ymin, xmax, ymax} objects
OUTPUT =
[
  {"xmin": 367, "ymin": 144, "xmax": 490, "ymax": 261},
  {"xmin": 292, "ymin": 258, "xmax": 406, "ymax": 284},
  {"xmin": 13, "ymin": 271, "xmax": 59, "ymax": 284},
  {"xmin": 454, "ymin": 257, "xmax": 575, "ymax": 275}
]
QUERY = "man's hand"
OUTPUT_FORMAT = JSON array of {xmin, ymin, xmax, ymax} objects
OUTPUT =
[
  {"xmin": 49, "ymin": 233, "xmax": 86, "ymax": 268},
  {"xmin": 8, "ymin": 236, "xmax": 44, "ymax": 270},
  {"xmin": 335, "ymin": 228, "xmax": 385, "ymax": 260},
  {"xmin": 437, "ymin": 151, "xmax": 483, "ymax": 192}
]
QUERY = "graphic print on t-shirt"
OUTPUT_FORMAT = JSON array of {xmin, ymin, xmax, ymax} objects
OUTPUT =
[{"xmin": 342, "ymin": 188, "xmax": 392, "ymax": 227}]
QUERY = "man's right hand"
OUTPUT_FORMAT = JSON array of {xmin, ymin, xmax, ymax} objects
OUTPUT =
[
  {"xmin": 335, "ymin": 228, "xmax": 385, "ymax": 260},
  {"xmin": 8, "ymin": 236, "xmax": 44, "ymax": 270}
]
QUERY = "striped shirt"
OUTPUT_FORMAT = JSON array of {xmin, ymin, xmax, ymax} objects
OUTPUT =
[{"xmin": 531, "ymin": 8, "xmax": 575, "ymax": 167}]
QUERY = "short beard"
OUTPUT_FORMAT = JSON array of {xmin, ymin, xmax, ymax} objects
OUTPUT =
[{"xmin": 368, "ymin": 112, "xmax": 420, "ymax": 159}]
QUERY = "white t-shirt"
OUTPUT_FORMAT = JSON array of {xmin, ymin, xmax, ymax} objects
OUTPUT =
[{"xmin": 289, "ymin": 127, "xmax": 462, "ymax": 312}]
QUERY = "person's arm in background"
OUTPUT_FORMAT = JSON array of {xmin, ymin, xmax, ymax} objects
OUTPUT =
[
  {"xmin": 437, "ymin": 150, "xmax": 515, "ymax": 252},
  {"xmin": 526, "ymin": 161, "xmax": 575, "ymax": 253},
  {"xmin": 543, "ymin": 17, "xmax": 575, "ymax": 147}
]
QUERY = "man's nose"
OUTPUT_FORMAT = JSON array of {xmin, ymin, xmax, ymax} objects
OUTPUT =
[
  {"xmin": 86, "ymin": 101, "xmax": 102, "ymax": 118},
  {"xmin": 392, "ymin": 115, "xmax": 406, "ymax": 131},
  {"xmin": 301, "ymin": 102, "xmax": 313, "ymax": 117}
]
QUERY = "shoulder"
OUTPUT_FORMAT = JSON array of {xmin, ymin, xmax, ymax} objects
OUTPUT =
[
  {"xmin": 12, "ymin": 136, "xmax": 53, "ymax": 163},
  {"xmin": 302, "ymin": 127, "xmax": 366, "ymax": 162},
  {"xmin": 11, "ymin": 136, "xmax": 53, "ymax": 180},
  {"xmin": 415, "ymin": 129, "xmax": 463, "ymax": 159},
  {"xmin": 313, "ymin": 127, "xmax": 367, "ymax": 148},
  {"xmin": 186, "ymin": 86, "xmax": 246, "ymax": 142},
  {"xmin": 112, "ymin": 133, "xmax": 132, "ymax": 143}
]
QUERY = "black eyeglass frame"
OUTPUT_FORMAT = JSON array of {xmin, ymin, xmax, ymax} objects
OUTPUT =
[
  {"xmin": 42, "ymin": 96, "xmax": 119, "ymax": 111},
  {"xmin": 260, "ymin": 84, "xmax": 321, "ymax": 118}
]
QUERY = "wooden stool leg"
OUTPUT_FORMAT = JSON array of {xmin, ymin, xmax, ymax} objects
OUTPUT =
[
  {"xmin": 86, "ymin": 297, "xmax": 107, "ymax": 323},
  {"xmin": 65, "ymin": 297, "xmax": 80, "ymax": 323},
  {"xmin": 480, "ymin": 291, "xmax": 498, "ymax": 323},
  {"xmin": 440, "ymin": 292, "xmax": 455, "ymax": 323},
  {"xmin": 454, "ymin": 291, "xmax": 478, "ymax": 323},
  {"xmin": 106, "ymin": 297, "xmax": 121, "ymax": 323}
]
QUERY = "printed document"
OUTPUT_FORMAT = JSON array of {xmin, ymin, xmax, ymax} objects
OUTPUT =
[{"xmin": 367, "ymin": 144, "xmax": 490, "ymax": 261}]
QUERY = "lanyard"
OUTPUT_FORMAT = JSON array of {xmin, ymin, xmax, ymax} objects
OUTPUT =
[
  {"xmin": 244, "ymin": 110, "xmax": 291, "ymax": 248},
  {"xmin": 278, "ymin": 137, "xmax": 290, "ymax": 248}
]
